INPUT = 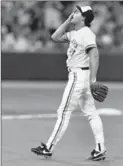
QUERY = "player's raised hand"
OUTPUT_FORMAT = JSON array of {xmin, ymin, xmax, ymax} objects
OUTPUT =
[{"xmin": 66, "ymin": 13, "xmax": 74, "ymax": 23}]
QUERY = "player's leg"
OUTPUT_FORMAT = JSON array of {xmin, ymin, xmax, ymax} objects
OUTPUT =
[
  {"xmin": 31, "ymin": 72, "xmax": 78, "ymax": 156},
  {"xmin": 79, "ymin": 88, "xmax": 107, "ymax": 160},
  {"xmin": 46, "ymin": 110, "xmax": 72, "ymax": 152},
  {"xmin": 46, "ymin": 72, "xmax": 78, "ymax": 152}
]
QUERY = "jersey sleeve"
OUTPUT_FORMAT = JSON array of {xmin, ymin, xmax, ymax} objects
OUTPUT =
[
  {"xmin": 66, "ymin": 31, "xmax": 75, "ymax": 41},
  {"xmin": 83, "ymin": 30, "xmax": 97, "ymax": 51}
]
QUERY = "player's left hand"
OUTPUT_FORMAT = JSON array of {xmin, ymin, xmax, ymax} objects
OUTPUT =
[{"xmin": 90, "ymin": 82, "xmax": 109, "ymax": 102}]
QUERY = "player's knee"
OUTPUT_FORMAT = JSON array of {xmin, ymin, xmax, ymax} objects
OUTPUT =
[
  {"xmin": 84, "ymin": 111, "xmax": 99, "ymax": 121},
  {"xmin": 57, "ymin": 105, "xmax": 74, "ymax": 116},
  {"xmin": 57, "ymin": 109, "xmax": 71, "ymax": 118}
]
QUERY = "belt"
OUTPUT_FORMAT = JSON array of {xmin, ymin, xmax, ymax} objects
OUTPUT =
[
  {"xmin": 68, "ymin": 67, "xmax": 89, "ymax": 72},
  {"xmin": 81, "ymin": 67, "xmax": 89, "ymax": 70}
]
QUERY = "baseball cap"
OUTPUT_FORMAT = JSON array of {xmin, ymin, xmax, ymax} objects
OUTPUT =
[
  {"xmin": 76, "ymin": 5, "xmax": 93, "ymax": 15},
  {"xmin": 76, "ymin": 5, "xmax": 94, "ymax": 26}
]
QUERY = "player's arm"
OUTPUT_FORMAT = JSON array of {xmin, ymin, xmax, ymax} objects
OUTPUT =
[
  {"xmin": 87, "ymin": 47, "xmax": 99, "ymax": 84},
  {"xmin": 51, "ymin": 13, "xmax": 74, "ymax": 43}
]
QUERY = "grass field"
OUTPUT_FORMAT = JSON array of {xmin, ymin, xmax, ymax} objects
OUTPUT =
[{"xmin": 2, "ymin": 81, "xmax": 123, "ymax": 166}]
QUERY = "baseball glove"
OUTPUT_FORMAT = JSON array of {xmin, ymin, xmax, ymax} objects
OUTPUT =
[{"xmin": 90, "ymin": 82, "xmax": 108, "ymax": 102}]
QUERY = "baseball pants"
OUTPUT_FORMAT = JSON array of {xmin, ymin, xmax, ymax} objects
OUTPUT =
[{"xmin": 46, "ymin": 67, "xmax": 104, "ymax": 152}]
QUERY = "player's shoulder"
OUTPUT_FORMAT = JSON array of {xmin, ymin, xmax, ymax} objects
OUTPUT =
[{"xmin": 79, "ymin": 26, "xmax": 96, "ymax": 37}]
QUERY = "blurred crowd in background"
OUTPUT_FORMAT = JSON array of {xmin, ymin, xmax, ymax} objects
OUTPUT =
[{"xmin": 1, "ymin": 1, "xmax": 123, "ymax": 53}]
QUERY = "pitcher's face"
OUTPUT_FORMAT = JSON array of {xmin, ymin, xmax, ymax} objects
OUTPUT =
[{"xmin": 71, "ymin": 8, "xmax": 84, "ymax": 25}]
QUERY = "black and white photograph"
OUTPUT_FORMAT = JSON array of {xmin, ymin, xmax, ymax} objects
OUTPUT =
[{"xmin": 1, "ymin": 1, "xmax": 123, "ymax": 166}]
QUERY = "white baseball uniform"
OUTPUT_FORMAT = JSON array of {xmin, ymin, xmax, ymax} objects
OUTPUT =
[{"xmin": 47, "ymin": 26, "xmax": 104, "ymax": 152}]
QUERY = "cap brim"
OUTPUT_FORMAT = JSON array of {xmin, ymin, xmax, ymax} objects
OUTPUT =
[{"xmin": 76, "ymin": 5, "xmax": 83, "ymax": 16}]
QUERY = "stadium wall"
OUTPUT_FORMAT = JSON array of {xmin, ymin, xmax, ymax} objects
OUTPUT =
[{"xmin": 1, "ymin": 51, "xmax": 123, "ymax": 81}]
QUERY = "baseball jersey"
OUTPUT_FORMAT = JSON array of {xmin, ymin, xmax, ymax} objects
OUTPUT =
[{"xmin": 66, "ymin": 26, "xmax": 97, "ymax": 68}]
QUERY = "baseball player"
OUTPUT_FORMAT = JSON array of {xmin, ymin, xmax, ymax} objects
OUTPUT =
[{"xmin": 31, "ymin": 5, "xmax": 107, "ymax": 161}]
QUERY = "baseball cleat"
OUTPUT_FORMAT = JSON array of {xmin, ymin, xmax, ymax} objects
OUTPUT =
[
  {"xmin": 88, "ymin": 149, "xmax": 107, "ymax": 161},
  {"xmin": 31, "ymin": 142, "xmax": 52, "ymax": 158}
]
